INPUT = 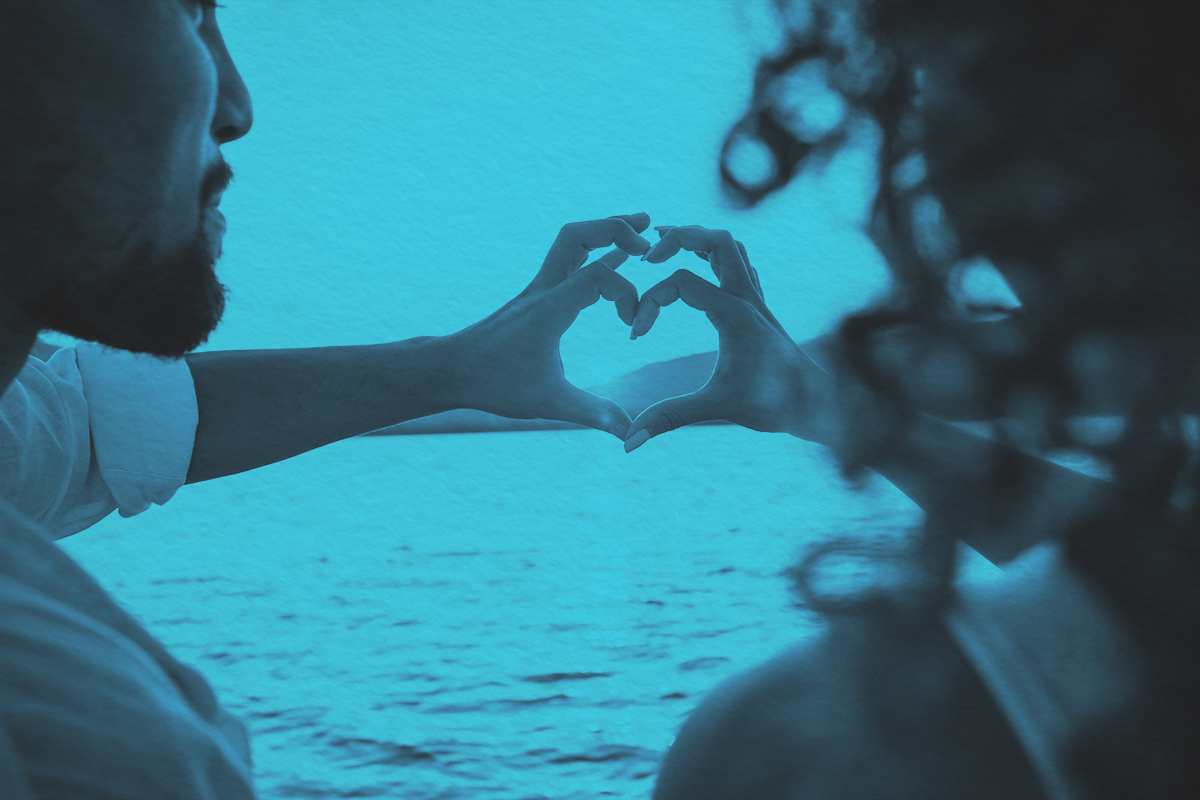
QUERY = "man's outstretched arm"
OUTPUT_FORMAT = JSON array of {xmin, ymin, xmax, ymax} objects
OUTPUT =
[
  {"xmin": 183, "ymin": 338, "xmax": 458, "ymax": 483},
  {"xmin": 183, "ymin": 214, "xmax": 653, "ymax": 484}
]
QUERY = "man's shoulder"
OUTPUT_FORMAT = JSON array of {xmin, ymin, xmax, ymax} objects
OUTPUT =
[
  {"xmin": 5, "ymin": 339, "xmax": 79, "ymax": 401},
  {"xmin": 0, "ymin": 495, "xmax": 53, "ymax": 546},
  {"xmin": 29, "ymin": 338, "xmax": 66, "ymax": 362}
]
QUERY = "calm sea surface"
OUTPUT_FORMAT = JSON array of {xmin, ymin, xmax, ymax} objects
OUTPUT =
[{"xmin": 62, "ymin": 427, "xmax": 922, "ymax": 799}]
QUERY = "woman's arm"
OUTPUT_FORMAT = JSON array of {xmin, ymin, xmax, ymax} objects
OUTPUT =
[
  {"xmin": 852, "ymin": 413, "xmax": 1107, "ymax": 563},
  {"xmin": 625, "ymin": 226, "xmax": 1109, "ymax": 564}
]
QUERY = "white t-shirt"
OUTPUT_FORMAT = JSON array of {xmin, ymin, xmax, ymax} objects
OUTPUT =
[
  {"xmin": 0, "ymin": 341, "xmax": 254, "ymax": 796},
  {"xmin": 0, "ymin": 496, "xmax": 255, "ymax": 798}
]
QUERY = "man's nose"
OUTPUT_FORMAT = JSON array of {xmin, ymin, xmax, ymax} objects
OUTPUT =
[{"xmin": 212, "ymin": 39, "xmax": 253, "ymax": 145}]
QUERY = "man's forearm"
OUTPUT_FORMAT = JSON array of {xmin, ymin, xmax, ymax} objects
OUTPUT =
[{"xmin": 183, "ymin": 337, "xmax": 457, "ymax": 483}]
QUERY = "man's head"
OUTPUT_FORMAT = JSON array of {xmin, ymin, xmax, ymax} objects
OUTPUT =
[{"xmin": 0, "ymin": 0, "xmax": 252, "ymax": 357}]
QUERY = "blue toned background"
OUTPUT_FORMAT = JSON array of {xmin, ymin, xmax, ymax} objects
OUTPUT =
[{"xmin": 59, "ymin": 2, "xmax": 923, "ymax": 797}]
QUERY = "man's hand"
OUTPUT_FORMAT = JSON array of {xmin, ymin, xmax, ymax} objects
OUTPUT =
[
  {"xmin": 623, "ymin": 225, "xmax": 835, "ymax": 451},
  {"xmin": 183, "ymin": 213, "xmax": 651, "ymax": 483},
  {"xmin": 440, "ymin": 213, "xmax": 653, "ymax": 439}
]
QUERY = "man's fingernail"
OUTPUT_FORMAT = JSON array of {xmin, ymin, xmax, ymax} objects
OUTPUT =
[{"xmin": 624, "ymin": 429, "xmax": 650, "ymax": 452}]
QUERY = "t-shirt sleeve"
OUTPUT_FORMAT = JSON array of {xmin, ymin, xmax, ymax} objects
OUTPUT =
[
  {"xmin": 0, "ymin": 346, "xmax": 113, "ymax": 537},
  {"xmin": 0, "ymin": 342, "xmax": 198, "ymax": 539},
  {"xmin": 74, "ymin": 342, "xmax": 198, "ymax": 521}
]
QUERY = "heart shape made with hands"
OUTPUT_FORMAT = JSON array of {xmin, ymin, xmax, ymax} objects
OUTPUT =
[
  {"xmin": 425, "ymin": 215, "xmax": 825, "ymax": 452},
  {"xmin": 572, "ymin": 242, "xmax": 719, "ymax": 424},
  {"xmin": 556, "ymin": 216, "xmax": 782, "ymax": 439},
  {"xmin": 559, "ymin": 221, "xmax": 757, "ymax": 440},
  {"xmin": 438, "ymin": 214, "xmax": 780, "ymax": 446},
  {"xmin": 579, "ymin": 220, "xmax": 818, "ymax": 453}
]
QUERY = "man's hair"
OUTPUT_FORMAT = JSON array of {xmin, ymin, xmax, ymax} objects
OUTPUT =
[{"xmin": 725, "ymin": 2, "xmax": 1200, "ymax": 795}]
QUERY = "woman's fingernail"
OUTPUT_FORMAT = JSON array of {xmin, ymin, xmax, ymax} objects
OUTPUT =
[
  {"xmin": 641, "ymin": 245, "xmax": 658, "ymax": 262},
  {"xmin": 624, "ymin": 429, "xmax": 650, "ymax": 452}
]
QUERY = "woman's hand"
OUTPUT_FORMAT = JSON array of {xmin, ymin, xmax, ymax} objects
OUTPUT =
[
  {"xmin": 441, "ymin": 213, "xmax": 653, "ymax": 439},
  {"xmin": 623, "ymin": 225, "xmax": 836, "ymax": 451}
]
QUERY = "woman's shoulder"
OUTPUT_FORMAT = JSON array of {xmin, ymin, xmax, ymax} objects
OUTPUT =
[{"xmin": 653, "ymin": 611, "xmax": 1048, "ymax": 800}]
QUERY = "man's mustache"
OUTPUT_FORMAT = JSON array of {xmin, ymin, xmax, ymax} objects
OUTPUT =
[{"xmin": 203, "ymin": 159, "xmax": 234, "ymax": 207}]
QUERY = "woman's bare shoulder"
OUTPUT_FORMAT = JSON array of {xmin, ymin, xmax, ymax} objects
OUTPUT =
[{"xmin": 652, "ymin": 612, "xmax": 1048, "ymax": 800}]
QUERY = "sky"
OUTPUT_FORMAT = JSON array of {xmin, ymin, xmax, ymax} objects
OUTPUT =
[{"xmin": 191, "ymin": 0, "xmax": 890, "ymax": 389}]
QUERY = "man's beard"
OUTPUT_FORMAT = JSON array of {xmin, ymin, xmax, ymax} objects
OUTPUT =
[{"xmin": 24, "ymin": 215, "xmax": 228, "ymax": 358}]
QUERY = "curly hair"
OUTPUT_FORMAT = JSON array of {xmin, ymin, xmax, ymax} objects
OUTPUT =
[{"xmin": 725, "ymin": 1, "xmax": 1200, "ymax": 795}]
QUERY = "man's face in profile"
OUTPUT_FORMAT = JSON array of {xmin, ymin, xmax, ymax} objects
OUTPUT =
[{"xmin": 0, "ymin": 0, "xmax": 253, "ymax": 357}]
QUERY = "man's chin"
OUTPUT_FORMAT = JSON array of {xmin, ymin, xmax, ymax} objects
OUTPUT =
[
  {"xmin": 78, "ymin": 313, "xmax": 223, "ymax": 359},
  {"xmin": 41, "ymin": 283, "xmax": 226, "ymax": 358},
  {"xmin": 31, "ymin": 232, "xmax": 228, "ymax": 358}
]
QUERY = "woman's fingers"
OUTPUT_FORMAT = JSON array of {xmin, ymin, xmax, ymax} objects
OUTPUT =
[
  {"xmin": 531, "ymin": 214, "xmax": 653, "ymax": 292},
  {"xmin": 649, "ymin": 227, "xmax": 790, "ymax": 340},
  {"xmin": 731, "ymin": 240, "xmax": 765, "ymax": 300},
  {"xmin": 643, "ymin": 226, "xmax": 757, "ymax": 300},
  {"xmin": 624, "ymin": 392, "xmax": 719, "ymax": 452},
  {"xmin": 630, "ymin": 268, "xmax": 747, "ymax": 339},
  {"xmin": 690, "ymin": 238, "xmax": 762, "ymax": 300}
]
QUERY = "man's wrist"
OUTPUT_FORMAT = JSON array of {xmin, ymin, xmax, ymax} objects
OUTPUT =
[{"xmin": 383, "ymin": 334, "xmax": 470, "ymax": 418}]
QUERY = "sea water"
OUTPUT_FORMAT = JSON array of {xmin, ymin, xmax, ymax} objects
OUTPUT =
[{"xmin": 62, "ymin": 428, "xmax": 922, "ymax": 798}]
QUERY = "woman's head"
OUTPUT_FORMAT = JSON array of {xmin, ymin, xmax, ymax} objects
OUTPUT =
[
  {"xmin": 727, "ymin": 0, "xmax": 1200, "ymax": 481},
  {"xmin": 732, "ymin": 2, "xmax": 1200, "ymax": 794},
  {"xmin": 899, "ymin": 2, "xmax": 1200, "ymax": 326}
]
